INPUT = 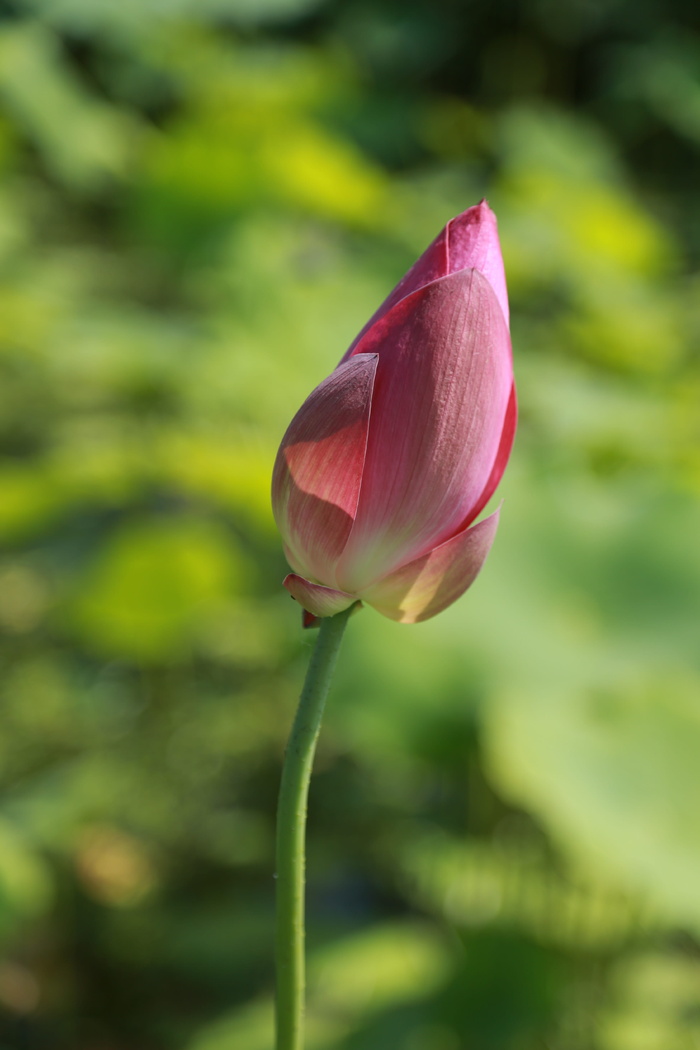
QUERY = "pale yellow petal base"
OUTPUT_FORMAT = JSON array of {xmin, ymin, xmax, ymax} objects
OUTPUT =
[{"xmin": 362, "ymin": 510, "xmax": 500, "ymax": 623}]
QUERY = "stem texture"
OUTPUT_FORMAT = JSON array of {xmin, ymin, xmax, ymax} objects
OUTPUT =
[{"xmin": 275, "ymin": 606, "xmax": 353, "ymax": 1050}]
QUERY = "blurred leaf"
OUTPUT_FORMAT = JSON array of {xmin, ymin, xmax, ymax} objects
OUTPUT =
[
  {"xmin": 21, "ymin": 0, "xmax": 328, "ymax": 34},
  {"xmin": 0, "ymin": 22, "xmax": 139, "ymax": 188},
  {"xmin": 600, "ymin": 950, "xmax": 700, "ymax": 1050},
  {"xmin": 610, "ymin": 38, "xmax": 700, "ymax": 146},
  {"xmin": 188, "ymin": 921, "xmax": 450, "ymax": 1050},
  {"xmin": 0, "ymin": 463, "xmax": 65, "ymax": 541},
  {"xmin": 309, "ymin": 921, "xmax": 449, "ymax": 1014},
  {"xmin": 0, "ymin": 561, "xmax": 51, "ymax": 633},
  {"xmin": 67, "ymin": 516, "xmax": 248, "ymax": 660},
  {"xmin": 0, "ymin": 821, "xmax": 53, "ymax": 939},
  {"xmin": 487, "ymin": 671, "xmax": 700, "ymax": 929},
  {"xmin": 156, "ymin": 432, "xmax": 276, "ymax": 531},
  {"xmin": 398, "ymin": 829, "xmax": 652, "ymax": 950},
  {"xmin": 133, "ymin": 47, "xmax": 387, "ymax": 249},
  {"xmin": 495, "ymin": 107, "xmax": 683, "ymax": 374}
]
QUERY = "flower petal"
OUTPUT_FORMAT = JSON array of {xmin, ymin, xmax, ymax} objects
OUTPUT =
[
  {"xmin": 340, "ymin": 200, "xmax": 507, "ymax": 364},
  {"xmin": 335, "ymin": 269, "xmax": 512, "ymax": 593},
  {"xmin": 463, "ymin": 382, "xmax": 517, "ymax": 527},
  {"xmin": 362, "ymin": 510, "xmax": 500, "ymax": 623},
  {"xmin": 446, "ymin": 202, "xmax": 509, "ymax": 327},
  {"xmin": 283, "ymin": 574, "xmax": 358, "ymax": 618},
  {"xmin": 271, "ymin": 354, "xmax": 377, "ymax": 584}
]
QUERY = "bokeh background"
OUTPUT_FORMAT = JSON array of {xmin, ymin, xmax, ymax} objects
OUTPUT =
[{"xmin": 0, "ymin": 0, "xmax": 699, "ymax": 1047}]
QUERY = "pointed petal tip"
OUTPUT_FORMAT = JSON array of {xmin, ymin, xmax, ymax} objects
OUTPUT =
[
  {"xmin": 446, "ymin": 201, "xmax": 509, "ymax": 327},
  {"xmin": 461, "ymin": 198, "xmax": 494, "ymax": 220},
  {"xmin": 448, "ymin": 199, "xmax": 497, "ymax": 230}
]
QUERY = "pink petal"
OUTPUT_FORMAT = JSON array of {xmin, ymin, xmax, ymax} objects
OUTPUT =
[
  {"xmin": 283, "ymin": 574, "xmax": 358, "ymax": 618},
  {"xmin": 362, "ymin": 510, "xmax": 500, "ymax": 623},
  {"xmin": 463, "ymin": 382, "xmax": 517, "ymax": 527},
  {"xmin": 446, "ymin": 202, "xmax": 509, "ymax": 327},
  {"xmin": 340, "ymin": 200, "xmax": 507, "ymax": 364},
  {"xmin": 271, "ymin": 354, "xmax": 377, "ymax": 585},
  {"xmin": 335, "ymin": 269, "xmax": 512, "ymax": 594}
]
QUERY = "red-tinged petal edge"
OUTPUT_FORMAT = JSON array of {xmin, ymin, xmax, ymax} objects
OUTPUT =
[
  {"xmin": 271, "ymin": 354, "xmax": 378, "ymax": 585},
  {"xmin": 361, "ymin": 510, "xmax": 500, "ymax": 624},
  {"xmin": 463, "ymin": 383, "xmax": 517, "ymax": 529},
  {"xmin": 284, "ymin": 574, "xmax": 359, "ymax": 619}
]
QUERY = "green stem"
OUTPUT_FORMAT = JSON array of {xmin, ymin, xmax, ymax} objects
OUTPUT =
[{"xmin": 275, "ymin": 606, "xmax": 354, "ymax": 1050}]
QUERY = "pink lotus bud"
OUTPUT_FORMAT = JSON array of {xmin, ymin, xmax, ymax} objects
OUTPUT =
[{"xmin": 272, "ymin": 201, "xmax": 516, "ymax": 624}]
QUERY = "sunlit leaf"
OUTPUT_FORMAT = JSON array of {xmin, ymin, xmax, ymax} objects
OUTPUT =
[{"xmin": 67, "ymin": 516, "xmax": 249, "ymax": 660}]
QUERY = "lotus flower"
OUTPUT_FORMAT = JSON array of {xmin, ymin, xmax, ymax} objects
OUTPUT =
[{"xmin": 272, "ymin": 201, "xmax": 516, "ymax": 624}]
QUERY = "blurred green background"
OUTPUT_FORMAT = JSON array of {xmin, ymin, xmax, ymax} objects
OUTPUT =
[{"xmin": 0, "ymin": 0, "xmax": 699, "ymax": 1047}]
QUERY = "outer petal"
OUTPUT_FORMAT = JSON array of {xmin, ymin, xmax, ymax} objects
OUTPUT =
[
  {"xmin": 340, "ymin": 200, "xmax": 507, "ymax": 364},
  {"xmin": 335, "ymin": 269, "xmax": 512, "ymax": 594},
  {"xmin": 283, "ymin": 574, "xmax": 358, "ymax": 618},
  {"xmin": 362, "ymin": 510, "xmax": 500, "ymax": 623},
  {"xmin": 462, "ymin": 382, "xmax": 517, "ymax": 528},
  {"xmin": 271, "ymin": 354, "xmax": 377, "ymax": 585}
]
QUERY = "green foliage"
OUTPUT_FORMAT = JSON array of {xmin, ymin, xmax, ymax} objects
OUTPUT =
[
  {"xmin": 67, "ymin": 516, "xmax": 249, "ymax": 660},
  {"xmin": 0, "ymin": 0, "xmax": 698, "ymax": 1046}
]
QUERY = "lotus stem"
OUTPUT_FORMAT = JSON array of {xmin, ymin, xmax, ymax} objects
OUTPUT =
[{"xmin": 275, "ymin": 605, "xmax": 353, "ymax": 1050}]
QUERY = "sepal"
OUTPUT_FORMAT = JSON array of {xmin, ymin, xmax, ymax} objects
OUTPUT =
[{"xmin": 283, "ymin": 574, "xmax": 359, "ymax": 618}]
